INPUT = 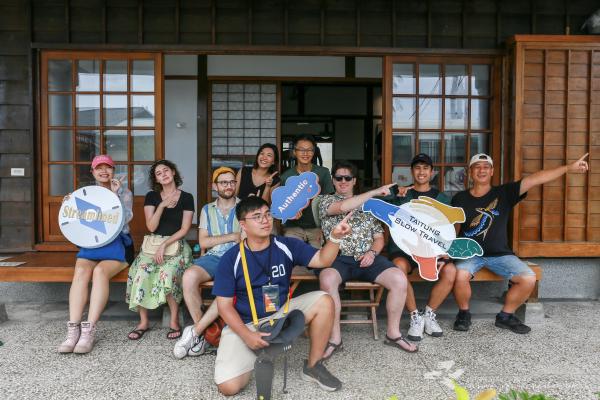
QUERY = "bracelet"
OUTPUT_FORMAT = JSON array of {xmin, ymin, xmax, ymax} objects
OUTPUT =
[{"xmin": 329, "ymin": 236, "xmax": 343, "ymax": 244}]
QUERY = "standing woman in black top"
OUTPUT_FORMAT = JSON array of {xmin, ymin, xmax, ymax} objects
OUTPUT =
[
  {"xmin": 126, "ymin": 160, "xmax": 194, "ymax": 340},
  {"xmin": 235, "ymin": 143, "xmax": 281, "ymax": 202}
]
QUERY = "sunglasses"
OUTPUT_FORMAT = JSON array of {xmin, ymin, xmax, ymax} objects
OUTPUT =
[{"xmin": 333, "ymin": 175, "xmax": 353, "ymax": 182}]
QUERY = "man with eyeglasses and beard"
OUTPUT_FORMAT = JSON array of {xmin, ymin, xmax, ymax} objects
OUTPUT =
[
  {"xmin": 280, "ymin": 135, "xmax": 335, "ymax": 247},
  {"xmin": 212, "ymin": 196, "xmax": 352, "ymax": 395},
  {"xmin": 318, "ymin": 160, "xmax": 418, "ymax": 359},
  {"xmin": 174, "ymin": 167, "xmax": 241, "ymax": 359}
]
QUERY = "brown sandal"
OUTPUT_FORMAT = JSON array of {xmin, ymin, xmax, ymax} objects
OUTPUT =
[
  {"xmin": 384, "ymin": 334, "xmax": 418, "ymax": 353},
  {"xmin": 322, "ymin": 340, "xmax": 343, "ymax": 360}
]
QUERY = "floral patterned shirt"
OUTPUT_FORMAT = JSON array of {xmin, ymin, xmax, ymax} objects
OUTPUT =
[{"xmin": 318, "ymin": 194, "xmax": 384, "ymax": 260}]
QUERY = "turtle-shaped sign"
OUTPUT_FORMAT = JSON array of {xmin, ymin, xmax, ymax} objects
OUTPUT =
[{"xmin": 362, "ymin": 196, "xmax": 483, "ymax": 281}]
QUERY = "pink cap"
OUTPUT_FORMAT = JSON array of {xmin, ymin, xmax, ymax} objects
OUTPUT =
[{"xmin": 91, "ymin": 155, "xmax": 115, "ymax": 169}]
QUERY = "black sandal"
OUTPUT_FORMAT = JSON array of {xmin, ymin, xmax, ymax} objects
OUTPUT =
[
  {"xmin": 384, "ymin": 334, "xmax": 418, "ymax": 353},
  {"xmin": 322, "ymin": 340, "xmax": 343, "ymax": 360},
  {"xmin": 127, "ymin": 328, "xmax": 150, "ymax": 340},
  {"xmin": 166, "ymin": 328, "xmax": 182, "ymax": 340}
]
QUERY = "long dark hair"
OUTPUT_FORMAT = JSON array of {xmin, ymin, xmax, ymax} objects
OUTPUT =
[
  {"xmin": 149, "ymin": 159, "xmax": 183, "ymax": 192},
  {"xmin": 252, "ymin": 143, "xmax": 279, "ymax": 174}
]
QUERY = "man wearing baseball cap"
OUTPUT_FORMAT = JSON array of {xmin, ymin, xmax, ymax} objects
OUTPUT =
[
  {"xmin": 381, "ymin": 153, "xmax": 457, "ymax": 342},
  {"xmin": 451, "ymin": 152, "xmax": 589, "ymax": 334},
  {"xmin": 174, "ymin": 166, "xmax": 241, "ymax": 359}
]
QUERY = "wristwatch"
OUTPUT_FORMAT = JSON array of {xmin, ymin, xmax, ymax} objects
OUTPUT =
[{"xmin": 368, "ymin": 249, "xmax": 378, "ymax": 257}]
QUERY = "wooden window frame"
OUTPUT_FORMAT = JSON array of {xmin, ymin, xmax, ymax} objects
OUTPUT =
[
  {"xmin": 37, "ymin": 50, "xmax": 163, "ymax": 250},
  {"xmin": 382, "ymin": 55, "xmax": 502, "ymax": 190}
]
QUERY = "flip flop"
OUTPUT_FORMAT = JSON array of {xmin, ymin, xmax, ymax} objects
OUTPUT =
[
  {"xmin": 384, "ymin": 334, "xmax": 418, "ymax": 353},
  {"xmin": 322, "ymin": 340, "xmax": 343, "ymax": 361},
  {"xmin": 127, "ymin": 328, "xmax": 150, "ymax": 340},
  {"xmin": 167, "ymin": 328, "xmax": 182, "ymax": 340}
]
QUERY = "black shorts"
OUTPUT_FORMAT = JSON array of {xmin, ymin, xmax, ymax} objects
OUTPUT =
[
  {"xmin": 389, "ymin": 250, "xmax": 417, "ymax": 274},
  {"xmin": 322, "ymin": 255, "xmax": 395, "ymax": 283}
]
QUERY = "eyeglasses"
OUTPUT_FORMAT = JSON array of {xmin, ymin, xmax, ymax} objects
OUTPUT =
[
  {"xmin": 242, "ymin": 212, "xmax": 273, "ymax": 223},
  {"xmin": 333, "ymin": 175, "xmax": 353, "ymax": 182},
  {"xmin": 295, "ymin": 147, "xmax": 314, "ymax": 154},
  {"xmin": 216, "ymin": 180, "xmax": 237, "ymax": 187}
]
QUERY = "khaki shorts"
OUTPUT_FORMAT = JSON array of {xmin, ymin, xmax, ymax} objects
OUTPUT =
[
  {"xmin": 283, "ymin": 226, "xmax": 323, "ymax": 248},
  {"xmin": 214, "ymin": 290, "xmax": 327, "ymax": 385}
]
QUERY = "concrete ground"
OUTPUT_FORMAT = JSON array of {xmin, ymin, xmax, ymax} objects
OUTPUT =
[{"xmin": 0, "ymin": 301, "xmax": 599, "ymax": 400}]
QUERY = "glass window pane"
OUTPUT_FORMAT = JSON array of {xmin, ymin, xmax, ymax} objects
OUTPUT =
[
  {"xmin": 48, "ymin": 60, "xmax": 72, "ymax": 91},
  {"xmin": 114, "ymin": 165, "xmax": 129, "ymax": 189},
  {"xmin": 392, "ymin": 133, "xmax": 415, "ymax": 164},
  {"xmin": 445, "ymin": 64, "xmax": 467, "ymax": 95},
  {"xmin": 419, "ymin": 98, "xmax": 441, "ymax": 129},
  {"xmin": 76, "ymin": 94, "xmax": 100, "ymax": 126},
  {"xmin": 49, "ymin": 164, "xmax": 73, "ymax": 196},
  {"xmin": 445, "ymin": 98, "xmax": 468, "ymax": 129},
  {"xmin": 133, "ymin": 130, "xmax": 155, "ymax": 161},
  {"xmin": 104, "ymin": 60, "xmax": 127, "ymax": 91},
  {"xmin": 133, "ymin": 164, "xmax": 152, "ymax": 195},
  {"xmin": 49, "ymin": 94, "xmax": 72, "ymax": 126},
  {"xmin": 76, "ymin": 130, "xmax": 100, "ymax": 161},
  {"xmin": 472, "ymin": 65, "xmax": 490, "ymax": 96},
  {"xmin": 76, "ymin": 164, "xmax": 96, "ymax": 188},
  {"xmin": 49, "ymin": 130, "xmax": 73, "ymax": 161},
  {"xmin": 444, "ymin": 166, "xmax": 467, "ymax": 192},
  {"xmin": 430, "ymin": 167, "xmax": 441, "ymax": 189},
  {"xmin": 76, "ymin": 60, "xmax": 100, "ymax": 92},
  {"xmin": 131, "ymin": 95, "xmax": 154, "ymax": 127},
  {"xmin": 104, "ymin": 95, "xmax": 128, "ymax": 126},
  {"xmin": 471, "ymin": 99, "xmax": 489, "ymax": 129},
  {"xmin": 393, "ymin": 64, "xmax": 415, "ymax": 94},
  {"xmin": 131, "ymin": 60, "xmax": 154, "ymax": 92},
  {"xmin": 419, "ymin": 64, "xmax": 441, "ymax": 95},
  {"xmin": 393, "ymin": 98, "xmax": 415, "ymax": 129},
  {"xmin": 105, "ymin": 130, "xmax": 128, "ymax": 161},
  {"xmin": 418, "ymin": 133, "xmax": 440, "ymax": 163},
  {"xmin": 444, "ymin": 133, "xmax": 467, "ymax": 164},
  {"xmin": 470, "ymin": 132, "xmax": 489, "ymax": 156},
  {"xmin": 392, "ymin": 166, "xmax": 412, "ymax": 186}
]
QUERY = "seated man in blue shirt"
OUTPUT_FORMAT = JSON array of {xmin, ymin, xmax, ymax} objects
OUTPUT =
[{"xmin": 212, "ymin": 196, "xmax": 352, "ymax": 396}]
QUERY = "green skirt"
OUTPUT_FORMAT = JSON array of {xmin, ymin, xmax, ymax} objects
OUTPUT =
[{"xmin": 126, "ymin": 241, "xmax": 192, "ymax": 311}]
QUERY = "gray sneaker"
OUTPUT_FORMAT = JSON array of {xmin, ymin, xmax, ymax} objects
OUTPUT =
[
  {"xmin": 302, "ymin": 360, "xmax": 342, "ymax": 392},
  {"xmin": 407, "ymin": 311, "xmax": 424, "ymax": 341},
  {"xmin": 423, "ymin": 309, "xmax": 443, "ymax": 337}
]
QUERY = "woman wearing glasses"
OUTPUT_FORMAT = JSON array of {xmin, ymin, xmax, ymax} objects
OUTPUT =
[
  {"xmin": 235, "ymin": 143, "xmax": 281, "ymax": 202},
  {"xmin": 126, "ymin": 159, "xmax": 194, "ymax": 341}
]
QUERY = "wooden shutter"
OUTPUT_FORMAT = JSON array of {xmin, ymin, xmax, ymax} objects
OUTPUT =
[{"xmin": 512, "ymin": 35, "xmax": 600, "ymax": 257}]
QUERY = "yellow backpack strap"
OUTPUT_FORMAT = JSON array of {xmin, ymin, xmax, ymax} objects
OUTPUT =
[{"xmin": 239, "ymin": 241, "xmax": 259, "ymax": 327}]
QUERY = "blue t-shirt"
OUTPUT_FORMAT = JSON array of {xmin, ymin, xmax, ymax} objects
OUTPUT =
[{"xmin": 212, "ymin": 235, "xmax": 318, "ymax": 324}]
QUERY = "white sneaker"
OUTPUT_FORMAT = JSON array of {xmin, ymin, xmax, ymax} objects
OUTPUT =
[
  {"xmin": 424, "ymin": 309, "xmax": 443, "ymax": 337},
  {"xmin": 407, "ymin": 311, "xmax": 424, "ymax": 341},
  {"xmin": 173, "ymin": 325, "xmax": 206, "ymax": 359}
]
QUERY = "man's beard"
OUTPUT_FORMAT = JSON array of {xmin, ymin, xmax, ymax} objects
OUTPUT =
[{"xmin": 219, "ymin": 191, "xmax": 234, "ymax": 200}]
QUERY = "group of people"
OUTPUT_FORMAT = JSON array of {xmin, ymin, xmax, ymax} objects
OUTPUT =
[{"xmin": 57, "ymin": 134, "xmax": 589, "ymax": 395}]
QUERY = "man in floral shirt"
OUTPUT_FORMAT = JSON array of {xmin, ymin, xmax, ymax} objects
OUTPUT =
[{"xmin": 318, "ymin": 160, "xmax": 417, "ymax": 358}]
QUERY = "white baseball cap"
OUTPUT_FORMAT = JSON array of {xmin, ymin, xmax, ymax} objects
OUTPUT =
[{"xmin": 469, "ymin": 153, "xmax": 494, "ymax": 167}]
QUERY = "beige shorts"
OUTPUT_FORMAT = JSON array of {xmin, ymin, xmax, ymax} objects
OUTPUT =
[
  {"xmin": 283, "ymin": 226, "xmax": 323, "ymax": 248},
  {"xmin": 214, "ymin": 290, "xmax": 327, "ymax": 385}
]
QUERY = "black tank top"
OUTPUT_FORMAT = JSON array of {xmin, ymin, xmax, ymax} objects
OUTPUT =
[{"xmin": 238, "ymin": 166, "xmax": 280, "ymax": 199}]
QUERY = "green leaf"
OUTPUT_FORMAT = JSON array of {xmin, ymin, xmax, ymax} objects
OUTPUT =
[
  {"xmin": 453, "ymin": 381, "xmax": 470, "ymax": 400},
  {"xmin": 447, "ymin": 238, "xmax": 484, "ymax": 258}
]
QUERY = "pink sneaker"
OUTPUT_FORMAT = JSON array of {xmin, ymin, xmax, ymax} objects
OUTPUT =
[
  {"xmin": 73, "ymin": 321, "xmax": 96, "ymax": 354},
  {"xmin": 57, "ymin": 322, "xmax": 81, "ymax": 353}
]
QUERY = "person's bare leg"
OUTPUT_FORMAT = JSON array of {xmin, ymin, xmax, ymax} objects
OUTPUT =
[
  {"xmin": 194, "ymin": 300, "xmax": 220, "ymax": 334},
  {"xmin": 453, "ymin": 269, "xmax": 472, "ymax": 310},
  {"xmin": 135, "ymin": 308, "xmax": 150, "ymax": 331},
  {"xmin": 166, "ymin": 294, "xmax": 181, "ymax": 331},
  {"xmin": 303, "ymin": 294, "xmax": 335, "ymax": 366},
  {"xmin": 68, "ymin": 258, "xmax": 95, "ymax": 322},
  {"xmin": 217, "ymin": 372, "xmax": 252, "ymax": 396},
  {"xmin": 318, "ymin": 268, "xmax": 343, "ymax": 358},
  {"xmin": 502, "ymin": 275, "xmax": 536, "ymax": 313},
  {"xmin": 182, "ymin": 266, "xmax": 211, "ymax": 323},
  {"xmin": 392, "ymin": 257, "xmax": 417, "ymax": 312},
  {"xmin": 87, "ymin": 260, "xmax": 125, "ymax": 323},
  {"xmin": 427, "ymin": 263, "xmax": 456, "ymax": 310}
]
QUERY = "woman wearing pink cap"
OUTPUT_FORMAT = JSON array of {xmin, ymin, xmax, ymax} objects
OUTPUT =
[{"xmin": 58, "ymin": 154, "xmax": 134, "ymax": 354}]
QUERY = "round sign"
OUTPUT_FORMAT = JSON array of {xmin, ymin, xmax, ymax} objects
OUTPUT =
[{"xmin": 58, "ymin": 185, "xmax": 125, "ymax": 249}]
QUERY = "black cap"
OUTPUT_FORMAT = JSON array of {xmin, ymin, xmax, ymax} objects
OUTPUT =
[{"xmin": 410, "ymin": 153, "xmax": 433, "ymax": 168}]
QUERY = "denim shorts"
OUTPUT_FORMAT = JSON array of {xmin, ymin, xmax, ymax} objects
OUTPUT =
[
  {"xmin": 192, "ymin": 254, "xmax": 221, "ymax": 279},
  {"xmin": 455, "ymin": 254, "xmax": 535, "ymax": 280}
]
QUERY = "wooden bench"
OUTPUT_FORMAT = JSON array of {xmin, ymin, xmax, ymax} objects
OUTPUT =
[{"xmin": 0, "ymin": 252, "xmax": 542, "ymax": 340}]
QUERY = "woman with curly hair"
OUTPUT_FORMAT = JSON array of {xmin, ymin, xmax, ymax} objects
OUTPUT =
[{"xmin": 126, "ymin": 160, "xmax": 194, "ymax": 340}]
